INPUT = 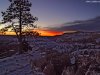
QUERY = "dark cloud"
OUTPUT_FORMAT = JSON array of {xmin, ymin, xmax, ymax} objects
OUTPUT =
[{"xmin": 49, "ymin": 16, "xmax": 100, "ymax": 32}]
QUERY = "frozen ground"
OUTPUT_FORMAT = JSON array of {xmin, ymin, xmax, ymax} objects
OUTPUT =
[
  {"xmin": 0, "ymin": 32, "xmax": 100, "ymax": 75},
  {"xmin": 0, "ymin": 50, "xmax": 43, "ymax": 75}
]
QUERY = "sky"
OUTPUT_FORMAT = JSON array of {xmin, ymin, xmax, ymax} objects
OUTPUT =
[
  {"xmin": 0, "ymin": 0, "xmax": 100, "ymax": 36},
  {"xmin": 32, "ymin": 0, "xmax": 100, "ymax": 28},
  {"xmin": 0, "ymin": 0, "xmax": 100, "ymax": 27}
]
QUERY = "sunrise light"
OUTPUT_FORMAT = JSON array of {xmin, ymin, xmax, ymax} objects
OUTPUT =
[
  {"xmin": 36, "ymin": 29, "xmax": 63, "ymax": 36},
  {"xmin": 0, "ymin": 29, "xmax": 63, "ymax": 36}
]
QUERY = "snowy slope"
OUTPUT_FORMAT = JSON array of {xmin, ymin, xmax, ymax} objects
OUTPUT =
[
  {"xmin": 0, "ymin": 50, "xmax": 43, "ymax": 75},
  {"xmin": 0, "ymin": 32, "xmax": 100, "ymax": 75}
]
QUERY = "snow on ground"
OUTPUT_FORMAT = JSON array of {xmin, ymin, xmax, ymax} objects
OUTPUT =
[
  {"xmin": 0, "ymin": 50, "xmax": 42, "ymax": 75},
  {"xmin": 0, "ymin": 32, "xmax": 100, "ymax": 75}
]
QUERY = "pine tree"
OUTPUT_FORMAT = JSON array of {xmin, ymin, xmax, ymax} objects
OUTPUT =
[{"xmin": 1, "ymin": 0, "xmax": 38, "ymax": 53}]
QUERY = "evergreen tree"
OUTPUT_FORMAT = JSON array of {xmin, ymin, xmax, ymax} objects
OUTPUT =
[{"xmin": 1, "ymin": 0, "xmax": 38, "ymax": 53}]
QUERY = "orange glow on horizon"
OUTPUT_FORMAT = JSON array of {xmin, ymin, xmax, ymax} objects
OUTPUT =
[
  {"xmin": 0, "ymin": 29, "xmax": 76, "ymax": 36},
  {"xmin": 36, "ymin": 29, "xmax": 63, "ymax": 36},
  {"xmin": 1, "ymin": 29, "xmax": 63, "ymax": 36}
]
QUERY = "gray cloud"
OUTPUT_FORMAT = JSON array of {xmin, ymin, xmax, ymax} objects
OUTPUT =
[{"xmin": 49, "ymin": 16, "xmax": 100, "ymax": 32}]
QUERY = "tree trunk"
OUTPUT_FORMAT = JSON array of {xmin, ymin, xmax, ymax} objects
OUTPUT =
[{"xmin": 19, "ymin": 7, "xmax": 23, "ymax": 53}]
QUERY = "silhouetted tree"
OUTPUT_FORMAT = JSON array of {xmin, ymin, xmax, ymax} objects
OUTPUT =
[
  {"xmin": 0, "ymin": 28, "xmax": 7, "ymax": 35},
  {"xmin": 1, "ymin": 0, "xmax": 38, "ymax": 53},
  {"xmin": 22, "ymin": 31, "xmax": 40, "ymax": 37}
]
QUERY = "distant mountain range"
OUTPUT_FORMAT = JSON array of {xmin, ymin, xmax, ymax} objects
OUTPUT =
[{"xmin": 52, "ymin": 16, "xmax": 100, "ymax": 32}]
